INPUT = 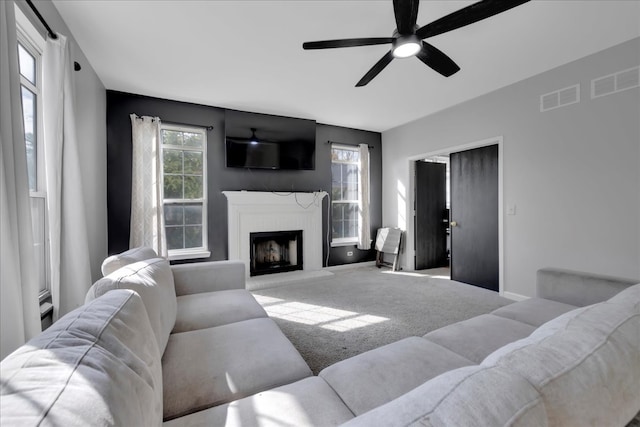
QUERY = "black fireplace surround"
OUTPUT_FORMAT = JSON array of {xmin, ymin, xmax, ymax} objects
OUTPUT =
[{"xmin": 250, "ymin": 230, "xmax": 303, "ymax": 276}]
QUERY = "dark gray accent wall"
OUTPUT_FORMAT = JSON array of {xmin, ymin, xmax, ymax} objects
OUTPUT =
[{"xmin": 106, "ymin": 91, "xmax": 381, "ymax": 266}]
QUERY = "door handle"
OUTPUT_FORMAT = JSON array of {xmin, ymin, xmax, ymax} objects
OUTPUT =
[{"xmin": 450, "ymin": 221, "xmax": 458, "ymax": 227}]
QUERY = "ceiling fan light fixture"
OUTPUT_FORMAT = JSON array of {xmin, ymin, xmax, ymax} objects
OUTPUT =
[
  {"xmin": 250, "ymin": 128, "xmax": 259, "ymax": 145},
  {"xmin": 392, "ymin": 35, "xmax": 421, "ymax": 58}
]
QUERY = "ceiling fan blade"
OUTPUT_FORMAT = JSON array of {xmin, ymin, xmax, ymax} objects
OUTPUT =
[
  {"xmin": 303, "ymin": 38, "xmax": 394, "ymax": 50},
  {"xmin": 416, "ymin": 0, "xmax": 530, "ymax": 39},
  {"xmin": 416, "ymin": 42, "xmax": 460, "ymax": 77},
  {"xmin": 393, "ymin": 0, "xmax": 420, "ymax": 35},
  {"xmin": 356, "ymin": 51, "xmax": 395, "ymax": 87}
]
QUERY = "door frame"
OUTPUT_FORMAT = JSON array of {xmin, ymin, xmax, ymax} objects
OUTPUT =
[{"xmin": 406, "ymin": 136, "xmax": 504, "ymax": 295}]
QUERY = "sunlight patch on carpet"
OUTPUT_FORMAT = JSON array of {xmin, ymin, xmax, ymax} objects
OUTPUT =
[
  {"xmin": 381, "ymin": 271, "xmax": 429, "ymax": 278},
  {"xmin": 253, "ymin": 295, "xmax": 389, "ymax": 332},
  {"xmin": 381, "ymin": 270, "xmax": 450, "ymax": 279}
]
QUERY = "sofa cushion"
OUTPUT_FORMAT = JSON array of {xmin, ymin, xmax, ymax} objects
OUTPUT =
[
  {"xmin": 423, "ymin": 314, "xmax": 535, "ymax": 363},
  {"xmin": 101, "ymin": 246, "xmax": 158, "ymax": 276},
  {"xmin": 162, "ymin": 317, "xmax": 313, "ymax": 420},
  {"xmin": 537, "ymin": 268, "xmax": 638, "ymax": 307},
  {"xmin": 87, "ymin": 258, "xmax": 176, "ymax": 354},
  {"xmin": 0, "ymin": 290, "xmax": 162, "ymax": 427},
  {"xmin": 173, "ymin": 289, "xmax": 267, "ymax": 333},
  {"xmin": 340, "ymin": 365, "xmax": 547, "ymax": 427},
  {"xmin": 491, "ymin": 298, "xmax": 578, "ymax": 327},
  {"xmin": 478, "ymin": 305, "xmax": 592, "ymax": 366},
  {"xmin": 172, "ymin": 260, "xmax": 246, "ymax": 296},
  {"xmin": 482, "ymin": 300, "xmax": 640, "ymax": 427},
  {"xmin": 164, "ymin": 377, "xmax": 354, "ymax": 427},
  {"xmin": 318, "ymin": 337, "xmax": 473, "ymax": 416}
]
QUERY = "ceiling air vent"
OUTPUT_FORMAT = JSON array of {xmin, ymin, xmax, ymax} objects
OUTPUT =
[
  {"xmin": 591, "ymin": 66, "xmax": 639, "ymax": 99},
  {"xmin": 540, "ymin": 84, "xmax": 580, "ymax": 112}
]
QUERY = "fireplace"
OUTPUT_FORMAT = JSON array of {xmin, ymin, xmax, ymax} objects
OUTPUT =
[
  {"xmin": 250, "ymin": 230, "xmax": 303, "ymax": 276},
  {"xmin": 223, "ymin": 191, "xmax": 327, "ymax": 279}
]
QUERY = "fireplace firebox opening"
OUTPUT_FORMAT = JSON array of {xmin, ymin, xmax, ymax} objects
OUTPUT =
[{"xmin": 250, "ymin": 230, "xmax": 303, "ymax": 277}]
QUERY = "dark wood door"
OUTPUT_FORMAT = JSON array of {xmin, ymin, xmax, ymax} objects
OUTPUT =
[
  {"xmin": 415, "ymin": 161, "xmax": 448, "ymax": 270},
  {"xmin": 450, "ymin": 145, "xmax": 499, "ymax": 291}
]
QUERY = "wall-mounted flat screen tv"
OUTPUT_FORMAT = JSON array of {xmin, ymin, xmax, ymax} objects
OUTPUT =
[{"xmin": 225, "ymin": 109, "xmax": 316, "ymax": 170}]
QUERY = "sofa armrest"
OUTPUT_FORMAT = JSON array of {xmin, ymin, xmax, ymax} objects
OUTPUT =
[
  {"xmin": 171, "ymin": 260, "xmax": 246, "ymax": 296},
  {"xmin": 536, "ymin": 268, "xmax": 638, "ymax": 307}
]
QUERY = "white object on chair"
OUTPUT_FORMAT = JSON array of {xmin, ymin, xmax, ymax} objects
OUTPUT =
[{"xmin": 375, "ymin": 228, "xmax": 403, "ymax": 271}]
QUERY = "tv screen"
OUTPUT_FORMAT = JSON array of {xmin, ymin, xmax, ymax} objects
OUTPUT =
[{"xmin": 225, "ymin": 110, "xmax": 316, "ymax": 170}]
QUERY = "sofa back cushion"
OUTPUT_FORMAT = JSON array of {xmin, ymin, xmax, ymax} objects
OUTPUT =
[
  {"xmin": 101, "ymin": 246, "xmax": 158, "ymax": 276},
  {"xmin": 171, "ymin": 260, "xmax": 246, "ymax": 296},
  {"xmin": 483, "ymin": 289, "xmax": 640, "ymax": 427},
  {"xmin": 536, "ymin": 268, "xmax": 638, "ymax": 307},
  {"xmin": 340, "ymin": 365, "xmax": 547, "ymax": 427},
  {"xmin": 0, "ymin": 290, "xmax": 162, "ymax": 426},
  {"xmin": 87, "ymin": 258, "xmax": 176, "ymax": 354}
]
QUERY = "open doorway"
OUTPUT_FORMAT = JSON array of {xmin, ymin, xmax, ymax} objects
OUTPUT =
[
  {"xmin": 411, "ymin": 138, "xmax": 503, "ymax": 293},
  {"xmin": 415, "ymin": 156, "xmax": 450, "ymax": 271}
]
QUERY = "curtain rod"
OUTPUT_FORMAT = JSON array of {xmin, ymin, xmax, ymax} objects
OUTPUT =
[
  {"xmin": 327, "ymin": 140, "xmax": 374, "ymax": 149},
  {"xmin": 25, "ymin": 0, "xmax": 82, "ymax": 71},
  {"xmin": 132, "ymin": 114, "xmax": 214, "ymax": 131}
]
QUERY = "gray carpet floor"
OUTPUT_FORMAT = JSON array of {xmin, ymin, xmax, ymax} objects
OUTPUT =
[
  {"xmin": 252, "ymin": 265, "xmax": 512, "ymax": 375},
  {"xmin": 254, "ymin": 269, "xmax": 640, "ymax": 425}
]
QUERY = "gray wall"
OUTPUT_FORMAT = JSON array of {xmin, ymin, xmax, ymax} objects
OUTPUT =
[
  {"xmin": 382, "ymin": 38, "xmax": 640, "ymax": 298},
  {"xmin": 106, "ymin": 91, "xmax": 382, "ymax": 266},
  {"xmin": 17, "ymin": 0, "xmax": 107, "ymax": 282}
]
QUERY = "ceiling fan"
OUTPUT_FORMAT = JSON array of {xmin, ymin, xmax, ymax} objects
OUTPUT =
[{"xmin": 302, "ymin": 0, "xmax": 530, "ymax": 87}]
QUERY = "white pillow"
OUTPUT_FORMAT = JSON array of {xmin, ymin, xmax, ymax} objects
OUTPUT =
[
  {"xmin": 482, "ymin": 305, "xmax": 591, "ymax": 366},
  {"xmin": 606, "ymin": 283, "xmax": 640, "ymax": 312},
  {"xmin": 340, "ymin": 365, "xmax": 547, "ymax": 427},
  {"xmin": 101, "ymin": 246, "xmax": 159, "ymax": 276},
  {"xmin": 88, "ymin": 258, "xmax": 177, "ymax": 354},
  {"xmin": 482, "ymin": 301, "xmax": 640, "ymax": 427},
  {"xmin": 0, "ymin": 290, "xmax": 163, "ymax": 426}
]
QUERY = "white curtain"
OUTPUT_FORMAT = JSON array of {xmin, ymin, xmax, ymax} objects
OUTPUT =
[
  {"xmin": 0, "ymin": 0, "xmax": 41, "ymax": 358},
  {"xmin": 357, "ymin": 143, "xmax": 371, "ymax": 250},
  {"xmin": 130, "ymin": 114, "xmax": 167, "ymax": 257},
  {"xmin": 43, "ymin": 34, "xmax": 92, "ymax": 320}
]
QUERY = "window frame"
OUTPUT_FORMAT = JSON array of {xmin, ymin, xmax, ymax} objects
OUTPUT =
[
  {"xmin": 160, "ymin": 123, "xmax": 210, "ymax": 260},
  {"xmin": 330, "ymin": 144, "xmax": 360, "ymax": 247},
  {"xmin": 16, "ymin": 10, "xmax": 49, "ymax": 301}
]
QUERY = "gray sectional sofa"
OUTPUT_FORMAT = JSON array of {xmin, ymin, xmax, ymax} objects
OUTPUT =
[{"xmin": 1, "ymin": 247, "xmax": 639, "ymax": 426}]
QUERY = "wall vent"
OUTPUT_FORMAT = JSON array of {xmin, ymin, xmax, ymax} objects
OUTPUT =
[
  {"xmin": 540, "ymin": 84, "xmax": 580, "ymax": 112},
  {"xmin": 591, "ymin": 66, "xmax": 640, "ymax": 99}
]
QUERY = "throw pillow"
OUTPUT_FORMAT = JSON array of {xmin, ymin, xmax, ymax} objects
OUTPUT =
[
  {"xmin": 88, "ymin": 257, "xmax": 177, "ymax": 354},
  {"xmin": 101, "ymin": 246, "xmax": 159, "ymax": 276}
]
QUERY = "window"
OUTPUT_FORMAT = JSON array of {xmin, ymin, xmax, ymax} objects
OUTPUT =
[
  {"xmin": 18, "ymin": 42, "xmax": 38, "ymax": 192},
  {"xmin": 331, "ymin": 144, "xmax": 360, "ymax": 245},
  {"xmin": 17, "ymin": 11, "xmax": 49, "ymax": 300},
  {"xmin": 161, "ymin": 125, "xmax": 209, "ymax": 259}
]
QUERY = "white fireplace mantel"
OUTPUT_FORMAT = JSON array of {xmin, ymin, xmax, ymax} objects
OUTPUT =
[{"xmin": 223, "ymin": 191, "xmax": 328, "ymax": 278}]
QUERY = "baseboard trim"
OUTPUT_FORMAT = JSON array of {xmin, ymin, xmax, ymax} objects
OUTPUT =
[
  {"xmin": 325, "ymin": 261, "xmax": 376, "ymax": 271},
  {"xmin": 502, "ymin": 291, "xmax": 530, "ymax": 302}
]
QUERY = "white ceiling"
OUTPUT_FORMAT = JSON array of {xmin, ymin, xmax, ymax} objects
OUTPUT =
[{"xmin": 52, "ymin": 0, "xmax": 640, "ymax": 132}]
